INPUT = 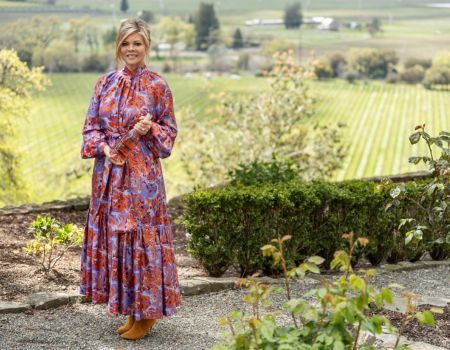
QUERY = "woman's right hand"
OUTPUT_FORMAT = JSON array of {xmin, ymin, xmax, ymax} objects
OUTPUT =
[{"xmin": 104, "ymin": 145, "xmax": 125, "ymax": 166}]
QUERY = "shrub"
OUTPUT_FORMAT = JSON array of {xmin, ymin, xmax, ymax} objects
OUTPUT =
[
  {"xmin": 348, "ymin": 48, "xmax": 398, "ymax": 79},
  {"xmin": 23, "ymin": 215, "xmax": 83, "ymax": 275},
  {"xmin": 398, "ymin": 65, "xmax": 425, "ymax": 84},
  {"xmin": 181, "ymin": 176, "xmax": 447, "ymax": 277},
  {"xmin": 81, "ymin": 52, "xmax": 111, "ymax": 72},
  {"xmin": 432, "ymin": 50, "xmax": 450, "ymax": 68},
  {"xmin": 261, "ymin": 39, "xmax": 296, "ymax": 58},
  {"xmin": 211, "ymin": 234, "xmax": 440, "ymax": 350},
  {"xmin": 312, "ymin": 59, "xmax": 333, "ymax": 79},
  {"xmin": 235, "ymin": 52, "xmax": 250, "ymax": 71},
  {"xmin": 344, "ymin": 70, "xmax": 359, "ymax": 83},
  {"xmin": 328, "ymin": 52, "xmax": 347, "ymax": 77},
  {"xmin": 228, "ymin": 155, "xmax": 302, "ymax": 186},
  {"xmin": 406, "ymin": 125, "xmax": 449, "ymax": 259},
  {"xmin": 423, "ymin": 65, "xmax": 450, "ymax": 89},
  {"xmin": 404, "ymin": 57, "xmax": 432, "ymax": 70}
]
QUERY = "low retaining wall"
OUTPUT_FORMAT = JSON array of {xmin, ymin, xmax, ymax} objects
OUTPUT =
[{"xmin": 0, "ymin": 171, "xmax": 433, "ymax": 216}]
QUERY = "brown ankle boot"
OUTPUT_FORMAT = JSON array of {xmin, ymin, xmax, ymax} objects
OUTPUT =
[
  {"xmin": 120, "ymin": 318, "xmax": 157, "ymax": 340},
  {"xmin": 117, "ymin": 315, "xmax": 135, "ymax": 335}
]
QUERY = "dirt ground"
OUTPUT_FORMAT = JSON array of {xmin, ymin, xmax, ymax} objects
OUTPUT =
[
  {"xmin": 368, "ymin": 305, "xmax": 450, "ymax": 348},
  {"xmin": 0, "ymin": 206, "xmax": 216, "ymax": 304}
]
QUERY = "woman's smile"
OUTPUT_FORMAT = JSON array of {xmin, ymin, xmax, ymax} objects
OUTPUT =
[{"xmin": 120, "ymin": 32, "xmax": 147, "ymax": 70}]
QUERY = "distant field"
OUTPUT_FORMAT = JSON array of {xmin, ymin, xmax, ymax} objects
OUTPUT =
[
  {"xmin": 22, "ymin": 0, "xmax": 450, "ymax": 16},
  {"xmin": 0, "ymin": 0, "xmax": 36, "ymax": 7},
  {"xmin": 2, "ymin": 1, "xmax": 450, "ymax": 59},
  {"xmin": 15, "ymin": 72, "xmax": 448, "ymax": 205}
]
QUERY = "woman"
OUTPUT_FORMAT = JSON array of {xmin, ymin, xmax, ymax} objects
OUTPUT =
[{"xmin": 79, "ymin": 18, "xmax": 182, "ymax": 340}]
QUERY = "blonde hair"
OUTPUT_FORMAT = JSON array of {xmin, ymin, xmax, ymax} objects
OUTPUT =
[{"xmin": 115, "ymin": 18, "xmax": 151, "ymax": 66}]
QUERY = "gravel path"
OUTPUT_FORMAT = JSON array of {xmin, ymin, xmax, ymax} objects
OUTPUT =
[{"xmin": 1, "ymin": 265, "xmax": 448, "ymax": 350}]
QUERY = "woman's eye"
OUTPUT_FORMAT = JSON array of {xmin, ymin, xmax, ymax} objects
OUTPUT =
[{"xmin": 121, "ymin": 42, "xmax": 129, "ymax": 47}]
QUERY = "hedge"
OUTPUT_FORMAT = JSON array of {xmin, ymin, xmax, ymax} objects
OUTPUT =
[{"xmin": 180, "ymin": 179, "xmax": 447, "ymax": 277}]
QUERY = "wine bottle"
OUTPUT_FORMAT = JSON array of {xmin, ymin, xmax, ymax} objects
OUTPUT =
[{"xmin": 109, "ymin": 110, "xmax": 153, "ymax": 164}]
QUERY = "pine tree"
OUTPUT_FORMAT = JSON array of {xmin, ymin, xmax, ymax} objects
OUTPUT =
[
  {"xmin": 194, "ymin": 3, "xmax": 220, "ymax": 51},
  {"xmin": 284, "ymin": 2, "xmax": 303, "ymax": 29},
  {"xmin": 120, "ymin": 0, "xmax": 129, "ymax": 13},
  {"xmin": 232, "ymin": 28, "xmax": 244, "ymax": 49}
]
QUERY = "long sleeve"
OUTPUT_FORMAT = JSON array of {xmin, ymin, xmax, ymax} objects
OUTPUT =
[
  {"xmin": 80, "ymin": 75, "xmax": 108, "ymax": 159},
  {"xmin": 146, "ymin": 81, "xmax": 177, "ymax": 159}
]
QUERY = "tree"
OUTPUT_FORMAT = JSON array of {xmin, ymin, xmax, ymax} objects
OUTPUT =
[
  {"xmin": 67, "ymin": 17, "xmax": 98, "ymax": 54},
  {"xmin": 367, "ymin": 17, "xmax": 382, "ymax": 37},
  {"xmin": 348, "ymin": 48, "xmax": 398, "ymax": 79},
  {"xmin": 194, "ymin": 3, "xmax": 220, "ymax": 50},
  {"xmin": 398, "ymin": 65, "xmax": 425, "ymax": 84},
  {"xmin": 423, "ymin": 66, "xmax": 450, "ymax": 89},
  {"xmin": 174, "ymin": 50, "xmax": 346, "ymax": 192},
  {"xmin": 138, "ymin": 10, "xmax": 155, "ymax": 23},
  {"xmin": 207, "ymin": 43, "xmax": 231, "ymax": 72},
  {"xmin": 103, "ymin": 27, "xmax": 117, "ymax": 47},
  {"xmin": 155, "ymin": 16, "xmax": 195, "ymax": 71},
  {"xmin": 328, "ymin": 52, "xmax": 347, "ymax": 77},
  {"xmin": 0, "ymin": 16, "xmax": 62, "ymax": 67},
  {"xmin": 42, "ymin": 41, "xmax": 79, "ymax": 72},
  {"xmin": 232, "ymin": 28, "xmax": 244, "ymax": 49},
  {"xmin": 0, "ymin": 49, "xmax": 50, "ymax": 205},
  {"xmin": 432, "ymin": 50, "xmax": 450, "ymax": 68},
  {"xmin": 261, "ymin": 38, "xmax": 296, "ymax": 58},
  {"xmin": 120, "ymin": 0, "xmax": 129, "ymax": 13},
  {"xmin": 312, "ymin": 59, "xmax": 333, "ymax": 79},
  {"xmin": 284, "ymin": 2, "xmax": 303, "ymax": 29}
]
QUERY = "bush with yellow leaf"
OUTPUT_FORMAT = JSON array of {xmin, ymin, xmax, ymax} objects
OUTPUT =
[
  {"xmin": 23, "ymin": 215, "xmax": 83, "ymax": 275},
  {"xmin": 211, "ymin": 233, "xmax": 441, "ymax": 350}
]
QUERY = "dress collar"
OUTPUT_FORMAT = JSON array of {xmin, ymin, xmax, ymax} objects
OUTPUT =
[{"xmin": 122, "ymin": 63, "xmax": 148, "ymax": 79}]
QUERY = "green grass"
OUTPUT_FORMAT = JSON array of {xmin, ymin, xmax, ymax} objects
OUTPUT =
[
  {"xmin": 14, "ymin": 72, "xmax": 449, "ymax": 205},
  {"xmin": 0, "ymin": 0, "xmax": 36, "ymax": 7}
]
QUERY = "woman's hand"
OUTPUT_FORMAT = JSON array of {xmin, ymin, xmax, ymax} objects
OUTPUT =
[
  {"xmin": 134, "ymin": 114, "xmax": 153, "ymax": 135},
  {"xmin": 104, "ymin": 145, "xmax": 125, "ymax": 165}
]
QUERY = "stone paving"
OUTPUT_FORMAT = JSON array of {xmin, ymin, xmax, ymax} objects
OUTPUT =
[{"xmin": 0, "ymin": 261, "xmax": 448, "ymax": 350}]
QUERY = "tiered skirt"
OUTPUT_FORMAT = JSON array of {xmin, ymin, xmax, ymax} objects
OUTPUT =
[{"xmin": 79, "ymin": 196, "xmax": 182, "ymax": 320}]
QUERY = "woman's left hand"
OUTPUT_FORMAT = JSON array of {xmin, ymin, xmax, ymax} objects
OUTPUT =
[{"xmin": 134, "ymin": 115, "xmax": 153, "ymax": 135}]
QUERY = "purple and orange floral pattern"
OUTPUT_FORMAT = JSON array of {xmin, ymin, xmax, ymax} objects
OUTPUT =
[{"xmin": 79, "ymin": 63, "xmax": 181, "ymax": 320}]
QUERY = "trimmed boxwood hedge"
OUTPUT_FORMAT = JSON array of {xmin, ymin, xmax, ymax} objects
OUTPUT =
[{"xmin": 180, "ymin": 179, "xmax": 445, "ymax": 277}]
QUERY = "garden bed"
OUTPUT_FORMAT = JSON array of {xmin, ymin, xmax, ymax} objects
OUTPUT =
[{"xmin": 0, "ymin": 208, "xmax": 212, "ymax": 304}]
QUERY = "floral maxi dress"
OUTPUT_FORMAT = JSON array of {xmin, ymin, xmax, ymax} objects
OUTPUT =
[{"xmin": 79, "ymin": 64, "xmax": 182, "ymax": 320}]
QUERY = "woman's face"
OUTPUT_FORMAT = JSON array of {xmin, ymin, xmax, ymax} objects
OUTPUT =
[{"xmin": 120, "ymin": 32, "xmax": 147, "ymax": 71}]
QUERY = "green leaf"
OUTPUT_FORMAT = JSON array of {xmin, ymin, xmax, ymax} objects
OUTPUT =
[
  {"xmin": 349, "ymin": 275, "xmax": 365, "ymax": 290},
  {"xmin": 317, "ymin": 288, "xmax": 327, "ymax": 299},
  {"xmin": 398, "ymin": 218, "xmax": 413, "ymax": 230},
  {"xmin": 408, "ymin": 156, "xmax": 422, "ymax": 165},
  {"xmin": 374, "ymin": 292, "xmax": 383, "ymax": 308},
  {"xmin": 409, "ymin": 132, "xmax": 421, "ymax": 144},
  {"xmin": 333, "ymin": 341, "xmax": 345, "ymax": 350},
  {"xmin": 259, "ymin": 322, "xmax": 275, "ymax": 341},
  {"xmin": 430, "ymin": 307, "xmax": 444, "ymax": 314},
  {"xmin": 304, "ymin": 262, "xmax": 320, "ymax": 274},
  {"xmin": 439, "ymin": 133, "xmax": 450, "ymax": 143},
  {"xmin": 416, "ymin": 310, "xmax": 435, "ymax": 327},
  {"xmin": 390, "ymin": 186, "xmax": 401, "ymax": 198},
  {"xmin": 308, "ymin": 256, "xmax": 325, "ymax": 265},
  {"xmin": 405, "ymin": 231, "xmax": 414, "ymax": 245},
  {"xmin": 381, "ymin": 288, "xmax": 393, "ymax": 304}
]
